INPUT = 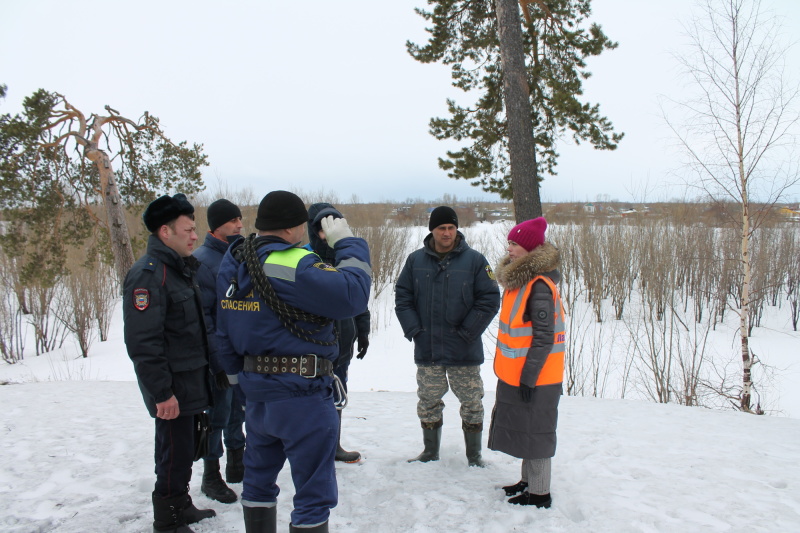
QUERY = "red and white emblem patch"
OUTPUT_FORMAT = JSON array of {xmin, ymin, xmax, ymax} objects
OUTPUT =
[{"xmin": 133, "ymin": 288, "xmax": 150, "ymax": 311}]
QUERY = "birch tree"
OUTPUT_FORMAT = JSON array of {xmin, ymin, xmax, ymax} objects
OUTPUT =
[{"xmin": 664, "ymin": 0, "xmax": 800, "ymax": 412}]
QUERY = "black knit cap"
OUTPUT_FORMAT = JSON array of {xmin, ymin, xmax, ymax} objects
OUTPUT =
[
  {"xmin": 254, "ymin": 190, "xmax": 308, "ymax": 231},
  {"xmin": 142, "ymin": 193, "xmax": 195, "ymax": 232},
  {"xmin": 207, "ymin": 199, "xmax": 242, "ymax": 232},
  {"xmin": 428, "ymin": 206, "xmax": 458, "ymax": 231}
]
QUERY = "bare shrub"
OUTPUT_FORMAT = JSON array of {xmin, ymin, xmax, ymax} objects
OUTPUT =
[
  {"xmin": 27, "ymin": 279, "xmax": 68, "ymax": 355},
  {"xmin": 53, "ymin": 271, "xmax": 96, "ymax": 358}
]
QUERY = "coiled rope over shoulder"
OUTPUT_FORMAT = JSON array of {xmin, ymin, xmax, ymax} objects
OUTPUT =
[{"xmin": 242, "ymin": 234, "xmax": 337, "ymax": 347}]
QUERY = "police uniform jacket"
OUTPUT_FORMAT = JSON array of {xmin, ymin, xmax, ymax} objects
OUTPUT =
[
  {"xmin": 394, "ymin": 231, "xmax": 500, "ymax": 366},
  {"xmin": 123, "ymin": 235, "xmax": 211, "ymax": 418},
  {"xmin": 215, "ymin": 235, "xmax": 371, "ymax": 403},
  {"xmin": 488, "ymin": 242, "xmax": 562, "ymax": 459}
]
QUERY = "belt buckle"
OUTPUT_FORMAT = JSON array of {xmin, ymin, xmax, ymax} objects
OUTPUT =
[{"xmin": 301, "ymin": 354, "xmax": 318, "ymax": 378}]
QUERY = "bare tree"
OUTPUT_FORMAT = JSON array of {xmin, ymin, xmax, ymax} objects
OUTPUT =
[{"xmin": 664, "ymin": 0, "xmax": 800, "ymax": 412}]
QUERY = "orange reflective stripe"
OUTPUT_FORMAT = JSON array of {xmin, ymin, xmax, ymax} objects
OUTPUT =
[{"xmin": 494, "ymin": 275, "xmax": 565, "ymax": 387}]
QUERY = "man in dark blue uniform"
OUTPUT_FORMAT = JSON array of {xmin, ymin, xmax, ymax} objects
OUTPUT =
[
  {"xmin": 215, "ymin": 191, "xmax": 371, "ymax": 533},
  {"xmin": 193, "ymin": 198, "xmax": 246, "ymax": 504},
  {"xmin": 123, "ymin": 193, "xmax": 215, "ymax": 533}
]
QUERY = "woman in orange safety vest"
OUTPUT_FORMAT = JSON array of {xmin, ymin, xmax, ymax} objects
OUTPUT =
[{"xmin": 487, "ymin": 217, "xmax": 565, "ymax": 509}]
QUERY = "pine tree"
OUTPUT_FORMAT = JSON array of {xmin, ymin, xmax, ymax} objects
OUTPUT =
[{"xmin": 407, "ymin": 0, "xmax": 623, "ymax": 219}]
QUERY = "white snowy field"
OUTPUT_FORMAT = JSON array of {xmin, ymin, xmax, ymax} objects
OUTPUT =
[
  {"xmin": 2, "ymin": 380, "xmax": 800, "ymax": 533},
  {"xmin": 2, "ymin": 221, "xmax": 800, "ymax": 532}
]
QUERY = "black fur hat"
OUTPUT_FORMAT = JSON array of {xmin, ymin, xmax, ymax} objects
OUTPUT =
[{"xmin": 142, "ymin": 193, "xmax": 195, "ymax": 232}]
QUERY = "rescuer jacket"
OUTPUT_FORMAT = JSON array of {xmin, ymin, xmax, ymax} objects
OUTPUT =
[{"xmin": 215, "ymin": 234, "xmax": 371, "ymax": 403}]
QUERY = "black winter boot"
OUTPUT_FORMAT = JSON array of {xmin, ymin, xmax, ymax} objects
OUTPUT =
[
  {"xmin": 243, "ymin": 505, "xmax": 277, "ymax": 533},
  {"xmin": 335, "ymin": 410, "xmax": 361, "ymax": 463},
  {"xmin": 502, "ymin": 480, "xmax": 528, "ymax": 496},
  {"xmin": 183, "ymin": 493, "xmax": 216, "ymax": 524},
  {"xmin": 289, "ymin": 521, "xmax": 329, "ymax": 532},
  {"xmin": 201, "ymin": 459, "xmax": 238, "ymax": 503},
  {"xmin": 407, "ymin": 421, "xmax": 442, "ymax": 463},
  {"xmin": 152, "ymin": 493, "xmax": 195, "ymax": 533},
  {"xmin": 508, "ymin": 491, "xmax": 552, "ymax": 508},
  {"xmin": 226, "ymin": 446, "xmax": 245, "ymax": 483}
]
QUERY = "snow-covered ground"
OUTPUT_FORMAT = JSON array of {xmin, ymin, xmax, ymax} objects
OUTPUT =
[{"xmin": 2, "ymin": 222, "xmax": 800, "ymax": 532}]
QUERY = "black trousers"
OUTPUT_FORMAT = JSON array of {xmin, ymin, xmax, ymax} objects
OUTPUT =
[{"xmin": 154, "ymin": 415, "xmax": 195, "ymax": 498}]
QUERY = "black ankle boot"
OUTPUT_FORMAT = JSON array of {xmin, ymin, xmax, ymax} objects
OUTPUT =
[
  {"xmin": 226, "ymin": 447, "xmax": 245, "ymax": 483},
  {"xmin": 183, "ymin": 494, "xmax": 216, "ymax": 524},
  {"xmin": 508, "ymin": 491, "xmax": 552, "ymax": 508},
  {"xmin": 201, "ymin": 459, "xmax": 238, "ymax": 504},
  {"xmin": 502, "ymin": 480, "xmax": 528, "ymax": 496},
  {"xmin": 152, "ymin": 493, "xmax": 195, "ymax": 533}
]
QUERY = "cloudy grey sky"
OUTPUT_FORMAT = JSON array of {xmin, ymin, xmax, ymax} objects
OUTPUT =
[{"xmin": 2, "ymin": 0, "xmax": 799, "ymax": 203}]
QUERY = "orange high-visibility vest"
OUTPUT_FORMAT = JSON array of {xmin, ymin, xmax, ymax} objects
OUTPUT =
[{"xmin": 494, "ymin": 275, "xmax": 565, "ymax": 387}]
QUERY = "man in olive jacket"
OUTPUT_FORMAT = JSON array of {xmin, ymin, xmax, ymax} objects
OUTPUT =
[
  {"xmin": 395, "ymin": 206, "xmax": 500, "ymax": 467},
  {"xmin": 123, "ymin": 193, "xmax": 214, "ymax": 533}
]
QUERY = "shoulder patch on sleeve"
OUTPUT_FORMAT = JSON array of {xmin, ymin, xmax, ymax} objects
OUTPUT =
[
  {"xmin": 133, "ymin": 288, "xmax": 150, "ymax": 311},
  {"xmin": 485, "ymin": 265, "xmax": 496, "ymax": 281},
  {"xmin": 312, "ymin": 261, "xmax": 338, "ymax": 272}
]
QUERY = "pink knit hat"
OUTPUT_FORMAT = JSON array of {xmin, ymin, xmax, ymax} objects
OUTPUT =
[{"xmin": 507, "ymin": 217, "xmax": 547, "ymax": 252}]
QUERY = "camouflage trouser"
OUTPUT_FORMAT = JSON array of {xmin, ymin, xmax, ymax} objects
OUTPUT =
[{"xmin": 416, "ymin": 364, "xmax": 484, "ymax": 428}]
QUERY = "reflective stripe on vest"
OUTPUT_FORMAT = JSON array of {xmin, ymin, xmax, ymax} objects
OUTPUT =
[
  {"xmin": 494, "ymin": 275, "xmax": 565, "ymax": 387},
  {"xmin": 262, "ymin": 248, "xmax": 315, "ymax": 282}
]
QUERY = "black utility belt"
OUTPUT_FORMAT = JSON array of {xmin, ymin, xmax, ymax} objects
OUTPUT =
[{"xmin": 243, "ymin": 354, "xmax": 333, "ymax": 378}]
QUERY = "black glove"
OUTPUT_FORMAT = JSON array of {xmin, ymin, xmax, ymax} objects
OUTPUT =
[
  {"xmin": 356, "ymin": 336, "xmax": 369, "ymax": 359},
  {"xmin": 519, "ymin": 383, "xmax": 533, "ymax": 403},
  {"xmin": 214, "ymin": 371, "xmax": 231, "ymax": 391}
]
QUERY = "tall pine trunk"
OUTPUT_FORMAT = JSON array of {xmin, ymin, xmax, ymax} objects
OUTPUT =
[{"xmin": 494, "ymin": 0, "xmax": 542, "ymax": 222}]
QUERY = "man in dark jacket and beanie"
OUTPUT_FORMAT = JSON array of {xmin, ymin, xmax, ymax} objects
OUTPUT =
[
  {"xmin": 395, "ymin": 206, "xmax": 500, "ymax": 467},
  {"xmin": 193, "ymin": 198, "xmax": 245, "ymax": 504},
  {"xmin": 123, "ymin": 193, "xmax": 215, "ymax": 533},
  {"xmin": 307, "ymin": 202, "xmax": 371, "ymax": 463},
  {"xmin": 488, "ymin": 217, "xmax": 564, "ymax": 509},
  {"xmin": 216, "ymin": 191, "xmax": 371, "ymax": 533}
]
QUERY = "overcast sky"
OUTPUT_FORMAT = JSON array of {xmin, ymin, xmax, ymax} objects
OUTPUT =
[{"xmin": 2, "ymin": 0, "xmax": 799, "ymax": 204}]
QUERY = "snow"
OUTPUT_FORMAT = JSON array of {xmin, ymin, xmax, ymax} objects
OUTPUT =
[{"xmin": 2, "ymin": 222, "xmax": 800, "ymax": 532}]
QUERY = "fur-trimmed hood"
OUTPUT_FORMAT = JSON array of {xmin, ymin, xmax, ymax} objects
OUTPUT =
[{"xmin": 494, "ymin": 242, "xmax": 561, "ymax": 290}]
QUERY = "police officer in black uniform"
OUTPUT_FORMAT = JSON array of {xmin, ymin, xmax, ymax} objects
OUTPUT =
[{"xmin": 123, "ymin": 193, "xmax": 215, "ymax": 533}]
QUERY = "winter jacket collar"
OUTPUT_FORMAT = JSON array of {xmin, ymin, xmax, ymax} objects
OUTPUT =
[
  {"xmin": 201, "ymin": 231, "xmax": 233, "ymax": 255},
  {"xmin": 495, "ymin": 242, "xmax": 561, "ymax": 290},
  {"xmin": 423, "ymin": 231, "xmax": 466, "ymax": 258}
]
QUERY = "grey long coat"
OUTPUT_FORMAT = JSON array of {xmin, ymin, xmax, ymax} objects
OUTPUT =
[{"xmin": 488, "ymin": 242, "xmax": 562, "ymax": 459}]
